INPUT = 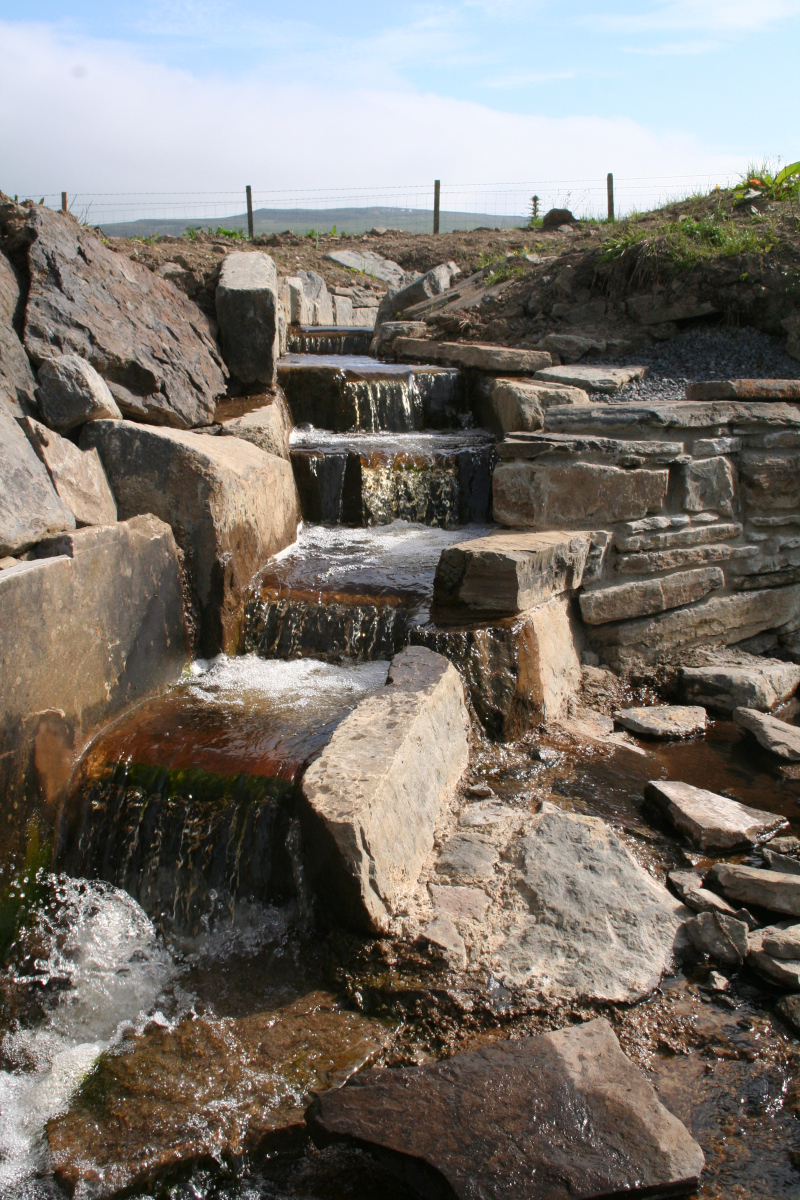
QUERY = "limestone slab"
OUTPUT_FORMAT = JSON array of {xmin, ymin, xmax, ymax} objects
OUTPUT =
[
  {"xmin": 14, "ymin": 203, "xmax": 226, "ymax": 428},
  {"xmin": 477, "ymin": 378, "xmax": 591, "ymax": 441},
  {"xmin": 324, "ymin": 248, "xmax": 410, "ymax": 287},
  {"xmin": 534, "ymin": 364, "xmax": 647, "ymax": 393},
  {"xmin": 393, "ymin": 338, "xmax": 551, "ymax": 374},
  {"xmin": 36, "ymin": 353, "xmax": 121, "ymax": 432},
  {"xmin": 668, "ymin": 871, "xmax": 740, "ymax": 918},
  {"xmin": 498, "ymin": 432, "xmax": 683, "ymax": 464},
  {"xmin": 615, "ymin": 543, "xmax": 756, "ymax": 574},
  {"xmin": 734, "ymin": 706, "xmax": 800, "ymax": 760},
  {"xmin": 494, "ymin": 803, "xmax": 687, "ymax": 1000},
  {"xmin": 493, "ymin": 460, "xmax": 669, "ymax": 528},
  {"xmin": 309, "ymin": 1018, "xmax": 704, "ymax": 1200},
  {"xmin": 747, "ymin": 937, "xmax": 800, "ymax": 988},
  {"xmin": 740, "ymin": 449, "xmax": 800, "ymax": 513},
  {"xmin": 686, "ymin": 379, "xmax": 800, "ymax": 401},
  {"xmin": 615, "ymin": 521, "xmax": 741, "ymax": 553},
  {"xmin": 590, "ymin": 587, "xmax": 800, "ymax": 668},
  {"xmin": 433, "ymin": 529, "xmax": 589, "ymax": 614},
  {"xmin": 544, "ymin": 400, "xmax": 800, "ymax": 435},
  {"xmin": 680, "ymin": 659, "xmax": 800, "ymax": 712},
  {"xmin": 614, "ymin": 706, "xmax": 707, "ymax": 739},
  {"xmin": 710, "ymin": 863, "xmax": 800, "ymax": 917},
  {"xmin": 83, "ymin": 419, "xmax": 300, "ymax": 654},
  {"xmin": 24, "ymin": 418, "xmax": 117, "ymax": 526},
  {"xmin": 215, "ymin": 251, "xmax": 279, "ymax": 387},
  {"xmin": 0, "ymin": 401, "xmax": 75, "ymax": 555},
  {"xmin": 644, "ymin": 779, "xmax": 787, "ymax": 850},
  {"xmin": 300, "ymin": 647, "xmax": 469, "ymax": 933},
  {"xmin": 580, "ymin": 567, "xmax": 724, "ymax": 625}
]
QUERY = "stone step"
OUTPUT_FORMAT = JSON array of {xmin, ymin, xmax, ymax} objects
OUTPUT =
[
  {"xmin": 393, "ymin": 338, "xmax": 551, "ymax": 374},
  {"xmin": 544, "ymin": 400, "xmax": 800, "ymax": 435},
  {"xmin": 493, "ymin": 459, "xmax": 669, "ymax": 528},
  {"xmin": 615, "ymin": 519, "xmax": 742, "ymax": 553},
  {"xmin": 433, "ymin": 529, "xmax": 590, "ymax": 614},
  {"xmin": 686, "ymin": 379, "xmax": 800, "ymax": 401},
  {"xmin": 498, "ymin": 431, "xmax": 685, "ymax": 465},
  {"xmin": 644, "ymin": 779, "xmax": 787, "ymax": 850},
  {"xmin": 277, "ymin": 354, "xmax": 464, "ymax": 432},
  {"xmin": 474, "ymin": 376, "xmax": 590, "ymax": 436},
  {"xmin": 580, "ymin": 567, "xmax": 724, "ymax": 625},
  {"xmin": 733, "ymin": 707, "xmax": 800, "ymax": 759},
  {"xmin": 534, "ymin": 364, "xmax": 647, "ymax": 393}
]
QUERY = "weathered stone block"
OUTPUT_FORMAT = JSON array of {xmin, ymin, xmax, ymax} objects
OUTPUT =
[
  {"xmin": 309, "ymin": 1017, "xmax": 704, "ymax": 1200},
  {"xmin": 83, "ymin": 419, "xmax": 300, "ymax": 654},
  {"xmin": 686, "ymin": 379, "xmax": 800, "ymax": 401},
  {"xmin": 12, "ymin": 203, "xmax": 226, "ymax": 428},
  {"xmin": 709, "ymin": 862, "xmax": 800, "ymax": 917},
  {"xmin": 434, "ymin": 529, "xmax": 589, "ymax": 615},
  {"xmin": 0, "ymin": 247, "xmax": 37, "ymax": 419},
  {"xmin": 534, "ymin": 364, "xmax": 646, "ymax": 393},
  {"xmin": 300, "ymin": 647, "xmax": 469, "ymax": 933},
  {"xmin": 0, "ymin": 515, "xmax": 188, "ymax": 869},
  {"xmin": 681, "ymin": 455, "xmax": 737, "ymax": 516},
  {"xmin": 614, "ymin": 706, "xmax": 707, "ymax": 739},
  {"xmin": 740, "ymin": 450, "xmax": 800, "ymax": 512},
  {"xmin": 644, "ymin": 780, "xmax": 787, "ymax": 850},
  {"xmin": 493, "ymin": 460, "xmax": 669, "ymax": 528},
  {"xmin": 331, "ymin": 294, "xmax": 353, "ymax": 325},
  {"xmin": 215, "ymin": 251, "xmax": 279, "ymax": 387},
  {"xmin": 394, "ymin": 338, "xmax": 551, "ymax": 374},
  {"xmin": 498, "ymin": 432, "xmax": 683, "ymax": 465},
  {"xmin": 680, "ymin": 657, "xmax": 800, "ymax": 711},
  {"xmin": 733, "ymin": 706, "xmax": 800, "ymax": 760},
  {"xmin": 218, "ymin": 390, "xmax": 293, "ymax": 460},
  {"xmin": 580, "ymin": 567, "xmax": 724, "ymax": 625},
  {"xmin": 36, "ymin": 354, "xmax": 121, "ymax": 432},
  {"xmin": 0, "ymin": 402, "xmax": 75, "ymax": 555},
  {"xmin": 24, "ymin": 417, "xmax": 117, "ymax": 526}
]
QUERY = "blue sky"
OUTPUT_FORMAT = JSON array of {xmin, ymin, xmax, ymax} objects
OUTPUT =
[{"xmin": 2, "ymin": 1, "xmax": 799, "ymax": 216}]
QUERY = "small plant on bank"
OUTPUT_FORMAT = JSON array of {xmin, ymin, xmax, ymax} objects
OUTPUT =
[
  {"xmin": 600, "ymin": 206, "xmax": 774, "ymax": 268},
  {"xmin": 528, "ymin": 195, "xmax": 541, "ymax": 227},
  {"xmin": 213, "ymin": 226, "xmax": 246, "ymax": 240},
  {"xmin": 184, "ymin": 226, "xmax": 201, "ymax": 241},
  {"xmin": 733, "ymin": 159, "xmax": 800, "ymax": 206}
]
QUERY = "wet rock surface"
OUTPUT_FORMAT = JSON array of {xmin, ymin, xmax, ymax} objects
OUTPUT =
[
  {"xmin": 680, "ymin": 658, "xmax": 800, "ymax": 713},
  {"xmin": 4, "ymin": 203, "xmax": 227, "ymax": 427},
  {"xmin": 734, "ymin": 706, "xmax": 800, "ymax": 760},
  {"xmin": 310, "ymin": 1017, "xmax": 704, "ymax": 1200},
  {"xmin": 49, "ymin": 991, "xmax": 392, "ymax": 1199},
  {"xmin": 644, "ymin": 779, "xmax": 787, "ymax": 850},
  {"xmin": 614, "ymin": 705, "xmax": 707, "ymax": 739},
  {"xmin": 217, "ymin": 389, "xmax": 294, "ymax": 459}
]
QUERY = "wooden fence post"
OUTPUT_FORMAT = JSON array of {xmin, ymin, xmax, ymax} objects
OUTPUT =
[
  {"xmin": 246, "ymin": 185, "xmax": 254, "ymax": 239},
  {"xmin": 607, "ymin": 173, "xmax": 614, "ymax": 222},
  {"xmin": 433, "ymin": 180, "xmax": 441, "ymax": 235},
  {"xmin": 61, "ymin": 192, "xmax": 68, "ymax": 213}
]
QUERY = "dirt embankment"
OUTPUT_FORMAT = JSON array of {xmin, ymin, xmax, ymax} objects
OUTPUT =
[{"xmin": 111, "ymin": 189, "xmax": 800, "ymax": 360}]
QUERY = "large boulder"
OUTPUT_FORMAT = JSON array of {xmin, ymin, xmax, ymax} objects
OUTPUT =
[
  {"xmin": 3, "ymin": 201, "xmax": 226, "ymax": 427},
  {"xmin": 300, "ymin": 647, "xmax": 470, "ymax": 933},
  {"xmin": 0, "ymin": 402, "xmax": 75, "ymax": 555},
  {"xmin": 309, "ymin": 1018, "xmax": 704, "ymax": 1200},
  {"xmin": 83, "ymin": 420, "xmax": 300, "ymax": 654},
  {"xmin": 36, "ymin": 354, "xmax": 121, "ymax": 432},
  {"xmin": 24, "ymin": 417, "xmax": 117, "ymax": 526},
  {"xmin": 0, "ymin": 246, "xmax": 37, "ymax": 419},
  {"xmin": 0, "ymin": 516, "xmax": 188, "ymax": 869},
  {"xmin": 215, "ymin": 251, "xmax": 279, "ymax": 388}
]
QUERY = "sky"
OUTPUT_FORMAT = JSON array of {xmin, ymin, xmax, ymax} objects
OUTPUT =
[{"xmin": 1, "ymin": 1, "xmax": 799, "ymax": 219}]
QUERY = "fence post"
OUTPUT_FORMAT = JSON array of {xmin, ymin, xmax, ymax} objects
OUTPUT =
[
  {"xmin": 607, "ymin": 173, "xmax": 614, "ymax": 222},
  {"xmin": 246, "ymin": 185, "xmax": 254, "ymax": 239},
  {"xmin": 433, "ymin": 180, "xmax": 440, "ymax": 235},
  {"xmin": 61, "ymin": 192, "xmax": 68, "ymax": 213}
]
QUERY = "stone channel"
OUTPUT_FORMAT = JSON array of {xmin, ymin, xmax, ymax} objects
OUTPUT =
[{"xmin": 1, "ymin": 212, "xmax": 800, "ymax": 1199}]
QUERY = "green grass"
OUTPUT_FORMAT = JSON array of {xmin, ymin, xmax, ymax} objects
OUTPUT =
[{"xmin": 600, "ymin": 211, "xmax": 775, "ymax": 268}]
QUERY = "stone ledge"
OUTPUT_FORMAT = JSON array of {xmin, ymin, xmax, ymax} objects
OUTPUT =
[{"xmin": 393, "ymin": 338, "xmax": 551, "ymax": 374}]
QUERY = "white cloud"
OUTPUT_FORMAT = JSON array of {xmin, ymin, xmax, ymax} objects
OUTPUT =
[
  {"xmin": 482, "ymin": 69, "xmax": 577, "ymax": 87},
  {"xmin": 588, "ymin": 0, "xmax": 800, "ymax": 34},
  {"xmin": 0, "ymin": 20, "xmax": 745, "ymax": 221}
]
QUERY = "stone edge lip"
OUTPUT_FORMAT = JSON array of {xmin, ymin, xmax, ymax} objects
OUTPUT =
[{"xmin": 644, "ymin": 779, "xmax": 789, "ymax": 850}]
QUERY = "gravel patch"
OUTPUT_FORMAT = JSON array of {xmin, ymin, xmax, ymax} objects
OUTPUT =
[{"xmin": 597, "ymin": 328, "xmax": 800, "ymax": 404}]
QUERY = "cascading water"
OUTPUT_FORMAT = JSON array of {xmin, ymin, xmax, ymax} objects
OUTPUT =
[{"xmin": 0, "ymin": 877, "xmax": 174, "ymax": 1198}]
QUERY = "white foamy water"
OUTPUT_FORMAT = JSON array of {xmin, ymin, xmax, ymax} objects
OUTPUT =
[
  {"xmin": 0, "ymin": 877, "xmax": 174, "ymax": 1197},
  {"xmin": 188, "ymin": 652, "xmax": 390, "ymax": 716}
]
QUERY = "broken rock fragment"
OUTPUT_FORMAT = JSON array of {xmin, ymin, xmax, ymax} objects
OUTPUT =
[
  {"xmin": 644, "ymin": 779, "xmax": 787, "ymax": 851},
  {"xmin": 709, "ymin": 862, "xmax": 800, "ymax": 917},
  {"xmin": 36, "ymin": 353, "xmax": 121, "ymax": 432},
  {"xmin": 24, "ymin": 418, "xmax": 117, "ymax": 526},
  {"xmin": 309, "ymin": 1017, "xmax": 705, "ymax": 1200},
  {"xmin": 0, "ymin": 401, "xmax": 75, "ymax": 555},
  {"xmin": 734, "ymin": 706, "xmax": 800, "ymax": 761},
  {"xmin": 614, "ymin": 706, "xmax": 707, "ymax": 739}
]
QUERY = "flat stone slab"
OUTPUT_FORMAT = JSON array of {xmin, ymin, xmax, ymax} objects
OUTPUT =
[
  {"xmin": 747, "ymin": 929, "xmax": 800, "ymax": 988},
  {"xmin": 309, "ymin": 1017, "xmax": 704, "ymax": 1200},
  {"xmin": 645, "ymin": 779, "xmax": 787, "ymax": 850},
  {"xmin": 534, "ymin": 364, "xmax": 647, "ymax": 393},
  {"xmin": 544, "ymin": 400, "xmax": 800, "ymax": 434},
  {"xmin": 301, "ymin": 647, "xmax": 469, "ymax": 933},
  {"xmin": 393, "ymin": 338, "xmax": 551, "ymax": 374},
  {"xmin": 497, "ymin": 432, "xmax": 684, "ymax": 464},
  {"xmin": 710, "ymin": 863, "xmax": 800, "ymax": 917},
  {"xmin": 686, "ymin": 379, "xmax": 800, "ymax": 401},
  {"xmin": 734, "ymin": 707, "xmax": 800, "ymax": 760},
  {"xmin": 615, "ymin": 706, "xmax": 707, "ymax": 739},
  {"xmin": 493, "ymin": 460, "xmax": 669, "ymax": 528},
  {"xmin": 324, "ymin": 248, "xmax": 411, "ymax": 287},
  {"xmin": 433, "ymin": 529, "xmax": 590, "ymax": 614},
  {"xmin": 492, "ymin": 803, "xmax": 687, "ymax": 1001},
  {"xmin": 49, "ymin": 992, "xmax": 391, "ymax": 1199},
  {"xmin": 580, "ymin": 567, "xmax": 723, "ymax": 625},
  {"xmin": 680, "ymin": 659, "xmax": 800, "ymax": 712}
]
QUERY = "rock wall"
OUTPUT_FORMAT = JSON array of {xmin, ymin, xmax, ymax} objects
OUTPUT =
[{"xmin": 493, "ymin": 400, "xmax": 800, "ymax": 669}]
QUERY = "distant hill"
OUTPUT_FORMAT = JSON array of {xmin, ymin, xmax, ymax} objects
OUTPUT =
[{"xmin": 99, "ymin": 205, "xmax": 528, "ymax": 238}]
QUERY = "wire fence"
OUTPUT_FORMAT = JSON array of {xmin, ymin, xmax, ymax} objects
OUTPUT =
[{"xmin": 15, "ymin": 173, "xmax": 742, "ymax": 237}]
